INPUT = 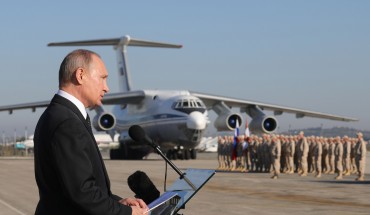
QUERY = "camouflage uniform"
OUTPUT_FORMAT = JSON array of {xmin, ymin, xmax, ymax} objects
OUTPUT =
[
  {"xmin": 270, "ymin": 135, "xmax": 281, "ymax": 179},
  {"xmin": 354, "ymin": 133, "xmax": 367, "ymax": 181},
  {"xmin": 314, "ymin": 137, "xmax": 322, "ymax": 178},
  {"xmin": 263, "ymin": 135, "xmax": 271, "ymax": 172},
  {"xmin": 285, "ymin": 136, "xmax": 295, "ymax": 174},
  {"xmin": 322, "ymin": 138, "xmax": 330, "ymax": 174},
  {"xmin": 351, "ymin": 139, "xmax": 358, "ymax": 174},
  {"xmin": 343, "ymin": 136, "xmax": 352, "ymax": 176},
  {"xmin": 328, "ymin": 139, "xmax": 335, "ymax": 174},
  {"xmin": 297, "ymin": 132, "xmax": 309, "ymax": 176},
  {"xmin": 334, "ymin": 137, "xmax": 343, "ymax": 179}
]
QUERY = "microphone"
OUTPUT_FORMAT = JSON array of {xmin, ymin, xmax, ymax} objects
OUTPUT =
[
  {"xmin": 127, "ymin": 170, "xmax": 160, "ymax": 204},
  {"xmin": 128, "ymin": 125, "xmax": 197, "ymax": 191}
]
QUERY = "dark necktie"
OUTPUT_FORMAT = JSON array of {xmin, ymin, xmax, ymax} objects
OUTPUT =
[{"xmin": 86, "ymin": 113, "xmax": 92, "ymax": 132}]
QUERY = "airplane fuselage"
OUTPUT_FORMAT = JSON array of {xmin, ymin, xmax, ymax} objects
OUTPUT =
[{"xmin": 112, "ymin": 90, "xmax": 209, "ymax": 158}]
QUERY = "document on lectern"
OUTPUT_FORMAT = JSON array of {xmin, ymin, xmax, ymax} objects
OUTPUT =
[
  {"xmin": 147, "ymin": 168, "xmax": 215, "ymax": 215},
  {"xmin": 147, "ymin": 191, "xmax": 178, "ymax": 213}
]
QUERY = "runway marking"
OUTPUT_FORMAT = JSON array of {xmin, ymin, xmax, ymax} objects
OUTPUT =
[{"xmin": 0, "ymin": 198, "xmax": 27, "ymax": 215}]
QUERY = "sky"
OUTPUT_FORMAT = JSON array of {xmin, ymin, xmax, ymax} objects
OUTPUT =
[{"xmin": 0, "ymin": 1, "xmax": 369, "ymax": 140}]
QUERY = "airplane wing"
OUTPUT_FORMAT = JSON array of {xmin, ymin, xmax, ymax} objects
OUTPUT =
[
  {"xmin": 0, "ymin": 90, "xmax": 357, "ymax": 122},
  {"xmin": 190, "ymin": 91, "xmax": 358, "ymax": 122},
  {"xmin": 0, "ymin": 90, "xmax": 146, "ymax": 114},
  {"xmin": 0, "ymin": 101, "xmax": 50, "ymax": 114}
]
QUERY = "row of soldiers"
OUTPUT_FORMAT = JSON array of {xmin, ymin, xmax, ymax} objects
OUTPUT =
[{"xmin": 216, "ymin": 131, "xmax": 367, "ymax": 180}]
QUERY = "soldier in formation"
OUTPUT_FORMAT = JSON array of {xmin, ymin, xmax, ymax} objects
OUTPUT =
[{"xmin": 216, "ymin": 131, "xmax": 367, "ymax": 181}]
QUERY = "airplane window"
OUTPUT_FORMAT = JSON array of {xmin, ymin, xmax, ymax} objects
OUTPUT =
[
  {"xmin": 172, "ymin": 99, "xmax": 206, "ymax": 114},
  {"xmin": 173, "ymin": 102, "xmax": 179, "ymax": 109},
  {"xmin": 196, "ymin": 100, "xmax": 206, "ymax": 108}
]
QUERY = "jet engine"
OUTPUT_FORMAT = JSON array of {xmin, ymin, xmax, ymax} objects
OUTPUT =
[
  {"xmin": 249, "ymin": 115, "xmax": 278, "ymax": 134},
  {"xmin": 93, "ymin": 112, "xmax": 116, "ymax": 131},
  {"xmin": 214, "ymin": 113, "xmax": 243, "ymax": 131}
]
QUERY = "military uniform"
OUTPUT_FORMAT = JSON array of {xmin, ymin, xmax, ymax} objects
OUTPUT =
[
  {"xmin": 308, "ymin": 138, "xmax": 315, "ymax": 173},
  {"xmin": 295, "ymin": 136, "xmax": 302, "ymax": 173},
  {"xmin": 256, "ymin": 139, "xmax": 264, "ymax": 172},
  {"xmin": 286, "ymin": 137, "xmax": 295, "ymax": 174},
  {"xmin": 354, "ymin": 133, "xmax": 367, "ymax": 181},
  {"xmin": 217, "ymin": 137, "xmax": 225, "ymax": 170},
  {"xmin": 334, "ymin": 137, "xmax": 344, "ymax": 179},
  {"xmin": 270, "ymin": 135, "xmax": 281, "ymax": 179},
  {"xmin": 314, "ymin": 138, "xmax": 322, "ymax": 178},
  {"xmin": 343, "ymin": 138, "xmax": 352, "ymax": 176},
  {"xmin": 322, "ymin": 139, "xmax": 330, "ymax": 174},
  {"xmin": 351, "ymin": 140, "xmax": 358, "ymax": 174},
  {"xmin": 263, "ymin": 136, "xmax": 271, "ymax": 172},
  {"xmin": 328, "ymin": 140, "xmax": 335, "ymax": 174},
  {"xmin": 298, "ymin": 134, "xmax": 309, "ymax": 176}
]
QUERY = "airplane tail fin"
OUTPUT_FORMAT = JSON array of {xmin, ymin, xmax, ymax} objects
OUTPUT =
[{"xmin": 48, "ymin": 35, "xmax": 182, "ymax": 92}]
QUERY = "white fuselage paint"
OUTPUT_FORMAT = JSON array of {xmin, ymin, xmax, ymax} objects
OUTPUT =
[{"xmin": 112, "ymin": 90, "xmax": 209, "ymax": 149}]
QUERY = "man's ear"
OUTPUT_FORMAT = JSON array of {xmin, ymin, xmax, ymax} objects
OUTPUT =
[{"xmin": 74, "ymin": 68, "xmax": 85, "ymax": 85}]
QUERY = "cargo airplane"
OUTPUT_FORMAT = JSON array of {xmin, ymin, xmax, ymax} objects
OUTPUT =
[{"xmin": 0, "ymin": 35, "xmax": 358, "ymax": 160}]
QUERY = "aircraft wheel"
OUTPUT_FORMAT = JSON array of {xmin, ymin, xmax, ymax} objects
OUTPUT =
[
  {"xmin": 119, "ymin": 142, "xmax": 128, "ymax": 159},
  {"xmin": 110, "ymin": 148, "xmax": 119, "ymax": 160},
  {"xmin": 172, "ymin": 150, "xmax": 178, "ymax": 160},
  {"xmin": 165, "ymin": 150, "xmax": 172, "ymax": 159},
  {"xmin": 190, "ymin": 148, "xmax": 197, "ymax": 160},
  {"xmin": 184, "ymin": 149, "xmax": 190, "ymax": 160},
  {"xmin": 110, "ymin": 142, "xmax": 128, "ymax": 160}
]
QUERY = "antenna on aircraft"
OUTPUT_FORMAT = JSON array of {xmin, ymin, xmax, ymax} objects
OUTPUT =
[{"xmin": 48, "ymin": 35, "xmax": 182, "ymax": 92}]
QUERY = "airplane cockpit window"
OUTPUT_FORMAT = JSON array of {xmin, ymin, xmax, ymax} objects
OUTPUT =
[{"xmin": 172, "ymin": 98, "xmax": 206, "ymax": 114}]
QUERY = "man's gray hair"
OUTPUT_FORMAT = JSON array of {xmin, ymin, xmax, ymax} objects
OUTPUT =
[{"xmin": 58, "ymin": 49, "xmax": 101, "ymax": 87}]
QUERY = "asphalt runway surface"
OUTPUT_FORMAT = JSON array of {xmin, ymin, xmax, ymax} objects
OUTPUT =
[{"xmin": 0, "ymin": 152, "xmax": 370, "ymax": 215}]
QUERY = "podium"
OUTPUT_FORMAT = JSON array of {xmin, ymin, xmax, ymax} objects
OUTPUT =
[
  {"xmin": 127, "ymin": 125, "xmax": 215, "ymax": 214},
  {"xmin": 148, "ymin": 168, "xmax": 215, "ymax": 215}
]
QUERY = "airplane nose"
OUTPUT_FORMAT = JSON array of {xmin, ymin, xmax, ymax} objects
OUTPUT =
[{"xmin": 186, "ymin": 111, "xmax": 207, "ymax": 130}]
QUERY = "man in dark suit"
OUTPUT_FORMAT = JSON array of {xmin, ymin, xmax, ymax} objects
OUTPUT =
[{"xmin": 34, "ymin": 49, "xmax": 148, "ymax": 215}]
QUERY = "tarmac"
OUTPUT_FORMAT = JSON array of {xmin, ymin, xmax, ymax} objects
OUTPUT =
[{"xmin": 0, "ymin": 152, "xmax": 370, "ymax": 215}]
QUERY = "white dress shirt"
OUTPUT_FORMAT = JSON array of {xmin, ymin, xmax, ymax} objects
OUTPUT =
[{"xmin": 57, "ymin": 90, "xmax": 87, "ymax": 119}]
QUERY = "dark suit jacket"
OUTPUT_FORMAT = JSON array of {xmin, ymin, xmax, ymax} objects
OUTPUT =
[{"xmin": 34, "ymin": 94, "xmax": 131, "ymax": 215}]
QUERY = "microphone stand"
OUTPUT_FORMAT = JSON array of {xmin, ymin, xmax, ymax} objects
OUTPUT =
[{"xmin": 147, "ymin": 140, "xmax": 197, "ymax": 191}]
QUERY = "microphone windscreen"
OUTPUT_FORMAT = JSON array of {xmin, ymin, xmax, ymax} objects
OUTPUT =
[
  {"xmin": 128, "ymin": 125, "xmax": 145, "ymax": 142},
  {"xmin": 127, "ymin": 171, "xmax": 160, "ymax": 204}
]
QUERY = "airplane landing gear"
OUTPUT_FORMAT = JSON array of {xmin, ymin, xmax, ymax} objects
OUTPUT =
[{"xmin": 165, "ymin": 148, "xmax": 197, "ymax": 160}]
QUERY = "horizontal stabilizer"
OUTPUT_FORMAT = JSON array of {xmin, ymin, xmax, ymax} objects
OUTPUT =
[{"xmin": 48, "ymin": 35, "xmax": 182, "ymax": 49}]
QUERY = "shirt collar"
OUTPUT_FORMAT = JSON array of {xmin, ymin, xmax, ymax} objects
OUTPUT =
[{"xmin": 57, "ymin": 90, "xmax": 87, "ymax": 119}]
